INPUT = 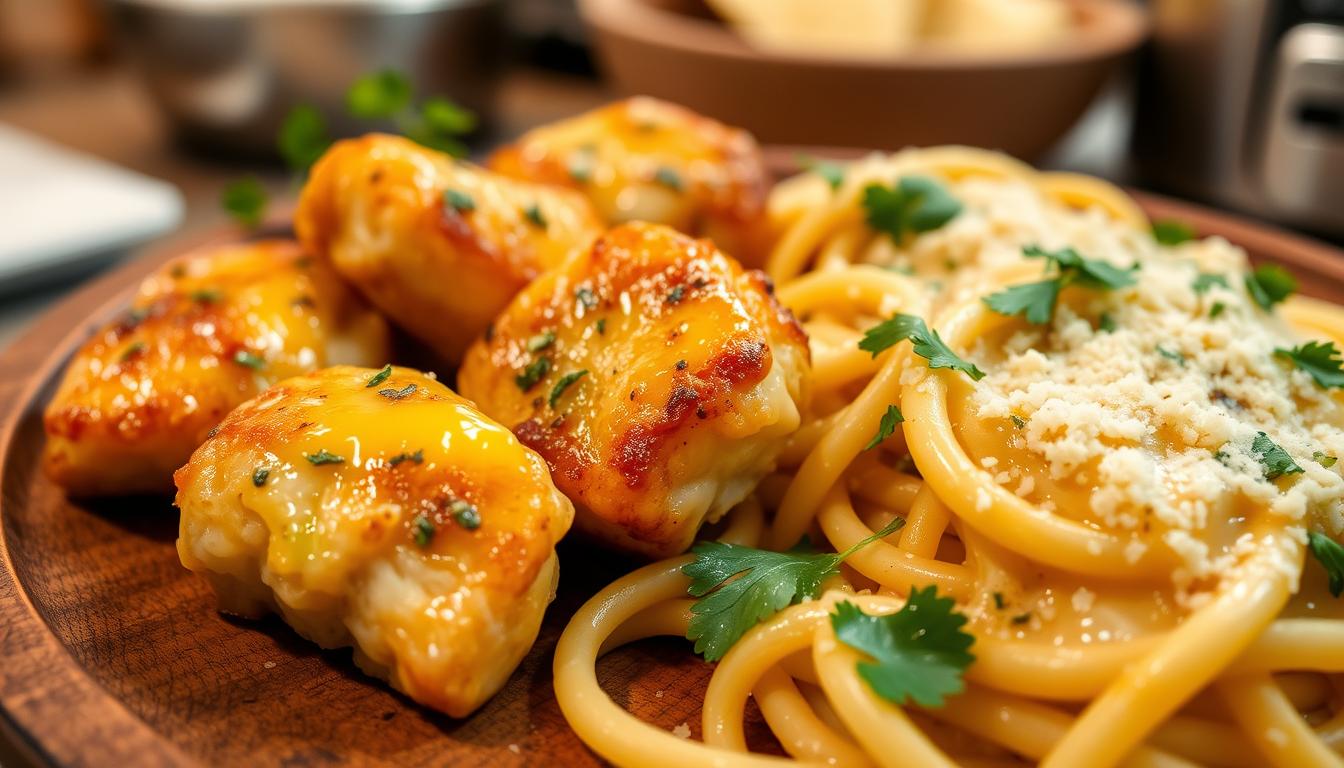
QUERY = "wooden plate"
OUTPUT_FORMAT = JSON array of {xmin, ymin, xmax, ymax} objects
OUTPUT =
[{"xmin": 2, "ymin": 194, "xmax": 1343, "ymax": 768}]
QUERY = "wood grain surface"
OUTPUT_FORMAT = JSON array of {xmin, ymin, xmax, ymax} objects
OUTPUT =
[{"xmin": 2, "ymin": 196, "xmax": 1343, "ymax": 768}]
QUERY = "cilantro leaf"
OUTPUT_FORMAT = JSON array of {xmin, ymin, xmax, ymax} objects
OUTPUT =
[
  {"xmin": 982, "ymin": 280, "xmax": 1061, "ymax": 325},
  {"xmin": 796, "ymin": 154, "xmax": 846, "ymax": 190},
  {"xmin": 445, "ymin": 189, "xmax": 475, "ymax": 213},
  {"xmin": 684, "ymin": 516, "xmax": 905, "ymax": 661},
  {"xmin": 411, "ymin": 514, "xmax": 435, "ymax": 547},
  {"xmin": 277, "ymin": 104, "xmax": 331, "ymax": 172},
  {"xmin": 1192, "ymin": 273, "xmax": 1229, "ymax": 294},
  {"xmin": 346, "ymin": 70, "xmax": 412, "ymax": 119},
  {"xmin": 232, "ymin": 350, "xmax": 266, "ymax": 370},
  {"xmin": 1251, "ymin": 431, "xmax": 1304, "ymax": 480},
  {"xmin": 1307, "ymin": 531, "xmax": 1344, "ymax": 598},
  {"xmin": 1023, "ymin": 244, "xmax": 1136, "ymax": 290},
  {"xmin": 221, "ymin": 176, "xmax": 268, "ymax": 229},
  {"xmin": 1275, "ymin": 341, "xmax": 1344, "ymax": 389},
  {"xmin": 985, "ymin": 246, "xmax": 1134, "ymax": 326},
  {"xmin": 862, "ymin": 176, "xmax": 962, "ymax": 244},
  {"xmin": 1152, "ymin": 219, "xmax": 1195, "ymax": 246},
  {"xmin": 1245, "ymin": 264, "xmax": 1296, "ymax": 311},
  {"xmin": 1314, "ymin": 451, "xmax": 1338, "ymax": 468},
  {"xmin": 830, "ymin": 586, "xmax": 975, "ymax": 708},
  {"xmin": 305, "ymin": 449, "xmax": 345, "ymax": 466},
  {"xmin": 864, "ymin": 405, "xmax": 904, "ymax": 451},
  {"xmin": 859, "ymin": 313, "xmax": 985, "ymax": 381}
]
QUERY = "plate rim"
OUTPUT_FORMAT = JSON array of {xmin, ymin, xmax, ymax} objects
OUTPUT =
[{"xmin": 0, "ymin": 195, "xmax": 1340, "ymax": 767}]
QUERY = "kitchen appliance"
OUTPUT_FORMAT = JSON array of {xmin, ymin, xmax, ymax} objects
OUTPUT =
[{"xmin": 1134, "ymin": 0, "xmax": 1344, "ymax": 236}]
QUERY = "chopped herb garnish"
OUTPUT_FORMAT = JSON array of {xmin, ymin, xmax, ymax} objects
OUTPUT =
[
  {"xmin": 366, "ymin": 364, "xmax": 393, "ymax": 388},
  {"xmin": 1313, "ymin": 451, "xmax": 1338, "ymax": 468},
  {"xmin": 450, "ymin": 499, "xmax": 481, "ymax": 530},
  {"xmin": 378, "ymin": 383, "xmax": 417, "ymax": 400},
  {"xmin": 1210, "ymin": 302, "xmax": 1226, "ymax": 318},
  {"xmin": 1192, "ymin": 273, "xmax": 1229, "ymax": 294},
  {"xmin": 575, "ymin": 286, "xmax": 599, "ymax": 311},
  {"xmin": 305, "ymin": 449, "xmax": 345, "ymax": 466},
  {"xmin": 119, "ymin": 341, "xmax": 146, "ymax": 362},
  {"xmin": 1152, "ymin": 219, "xmax": 1195, "ymax": 246},
  {"xmin": 277, "ymin": 104, "xmax": 331, "ymax": 172},
  {"xmin": 251, "ymin": 467, "xmax": 269, "ymax": 487},
  {"xmin": 527, "ymin": 331, "xmax": 556, "ymax": 353},
  {"xmin": 675, "ymin": 359, "xmax": 688, "ymax": 371},
  {"xmin": 233, "ymin": 350, "xmax": 266, "ymax": 370},
  {"xmin": 523, "ymin": 204, "xmax": 547, "ymax": 229},
  {"xmin": 515, "ymin": 357, "xmax": 551, "ymax": 391},
  {"xmin": 346, "ymin": 69, "xmax": 412, "ymax": 119},
  {"xmin": 1275, "ymin": 341, "xmax": 1344, "ymax": 389},
  {"xmin": 1010, "ymin": 415, "xmax": 1027, "ymax": 429},
  {"xmin": 983, "ymin": 245, "xmax": 1136, "ymax": 325},
  {"xmin": 412, "ymin": 514, "xmax": 436, "ymax": 547},
  {"xmin": 1251, "ymin": 432, "xmax": 1303, "ymax": 480},
  {"xmin": 667, "ymin": 285, "xmax": 686, "ymax": 304},
  {"xmin": 549, "ymin": 369, "xmax": 589, "ymax": 408},
  {"xmin": 653, "ymin": 166, "xmax": 683, "ymax": 191},
  {"xmin": 1156, "ymin": 346, "xmax": 1186, "ymax": 366},
  {"xmin": 1098, "ymin": 312, "xmax": 1118, "ymax": 333},
  {"xmin": 683, "ymin": 516, "xmax": 905, "ymax": 661},
  {"xmin": 388, "ymin": 449, "xmax": 424, "ymax": 467},
  {"xmin": 796, "ymin": 154, "xmax": 846, "ymax": 190},
  {"xmin": 859, "ymin": 313, "xmax": 985, "ymax": 381},
  {"xmin": 595, "ymin": 317, "xmax": 607, "ymax": 335},
  {"xmin": 190, "ymin": 289, "xmax": 222, "ymax": 304},
  {"xmin": 1307, "ymin": 531, "xmax": 1344, "ymax": 598},
  {"xmin": 864, "ymin": 405, "xmax": 904, "ymax": 451},
  {"xmin": 221, "ymin": 176, "xmax": 268, "ymax": 229},
  {"xmin": 863, "ymin": 176, "xmax": 962, "ymax": 244},
  {"xmin": 445, "ymin": 189, "xmax": 475, "ymax": 213},
  {"xmin": 1011, "ymin": 612, "xmax": 1032, "ymax": 625},
  {"xmin": 992, "ymin": 592, "xmax": 1006, "ymax": 610},
  {"xmin": 1245, "ymin": 264, "xmax": 1296, "ymax": 311},
  {"xmin": 830, "ymin": 587, "xmax": 975, "ymax": 708}
]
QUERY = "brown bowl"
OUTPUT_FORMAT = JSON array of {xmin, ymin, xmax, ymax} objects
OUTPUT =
[{"xmin": 579, "ymin": 0, "xmax": 1148, "ymax": 158}]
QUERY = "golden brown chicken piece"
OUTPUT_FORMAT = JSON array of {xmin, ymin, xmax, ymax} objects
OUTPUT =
[
  {"xmin": 43, "ymin": 241, "xmax": 389, "ymax": 497},
  {"xmin": 488, "ymin": 97, "xmax": 772, "ymax": 265},
  {"xmin": 176, "ymin": 365, "xmax": 574, "ymax": 717},
  {"xmin": 294, "ymin": 133, "xmax": 604, "ymax": 362},
  {"xmin": 458, "ymin": 222, "xmax": 810, "ymax": 557}
]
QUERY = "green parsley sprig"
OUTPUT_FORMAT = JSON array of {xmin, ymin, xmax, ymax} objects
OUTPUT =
[
  {"xmin": 983, "ymin": 245, "xmax": 1136, "ymax": 325},
  {"xmin": 796, "ymin": 154, "xmax": 846, "ymax": 191},
  {"xmin": 683, "ymin": 516, "xmax": 906, "ymax": 661},
  {"xmin": 1245, "ymin": 264, "xmax": 1296, "ymax": 311},
  {"xmin": 1251, "ymin": 432, "xmax": 1304, "ymax": 480},
  {"xmin": 1152, "ymin": 219, "xmax": 1195, "ymax": 246},
  {"xmin": 1275, "ymin": 341, "xmax": 1344, "ymax": 389},
  {"xmin": 862, "ymin": 176, "xmax": 962, "ymax": 244},
  {"xmin": 1307, "ymin": 531, "xmax": 1344, "ymax": 598},
  {"xmin": 859, "ymin": 314, "xmax": 984, "ymax": 381},
  {"xmin": 864, "ymin": 405, "xmax": 904, "ymax": 451},
  {"xmin": 831, "ymin": 587, "xmax": 975, "ymax": 707}
]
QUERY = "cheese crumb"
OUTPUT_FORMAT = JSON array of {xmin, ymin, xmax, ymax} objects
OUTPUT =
[{"xmin": 672, "ymin": 723, "xmax": 692, "ymax": 740}]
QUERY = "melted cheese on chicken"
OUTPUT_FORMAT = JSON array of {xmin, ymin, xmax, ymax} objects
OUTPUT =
[
  {"xmin": 488, "ymin": 97, "xmax": 771, "ymax": 265},
  {"xmin": 294, "ymin": 133, "xmax": 604, "ymax": 362},
  {"xmin": 458, "ymin": 222, "xmax": 810, "ymax": 557},
  {"xmin": 175, "ymin": 365, "xmax": 574, "ymax": 717},
  {"xmin": 43, "ymin": 240, "xmax": 389, "ymax": 496}
]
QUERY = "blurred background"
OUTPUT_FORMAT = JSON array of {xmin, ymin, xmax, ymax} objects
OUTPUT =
[{"xmin": 0, "ymin": 0, "xmax": 1341, "ymax": 353}]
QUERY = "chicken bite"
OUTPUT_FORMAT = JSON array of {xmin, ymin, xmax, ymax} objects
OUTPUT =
[
  {"xmin": 43, "ymin": 240, "xmax": 389, "ymax": 496},
  {"xmin": 488, "ymin": 97, "xmax": 771, "ymax": 265},
  {"xmin": 458, "ymin": 222, "xmax": 810, "ymax": 558},
  {"xmin": 294, "ymin": 133, "xmax": 604, "ymax": 362},
  {"xmin": 175, "ymin": 365, "xmax": 574, "ymax": 717}
]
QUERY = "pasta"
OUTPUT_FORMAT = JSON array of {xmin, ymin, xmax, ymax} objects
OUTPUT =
[{"xmin": 553, "ymin": 147, "xmax": 1344, "ymax": 767}]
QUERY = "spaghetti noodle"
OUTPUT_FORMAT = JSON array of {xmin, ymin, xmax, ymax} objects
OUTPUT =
[{"xmin": 555, "ymin": 147, "xmax": 1344, "ymax": 768}]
